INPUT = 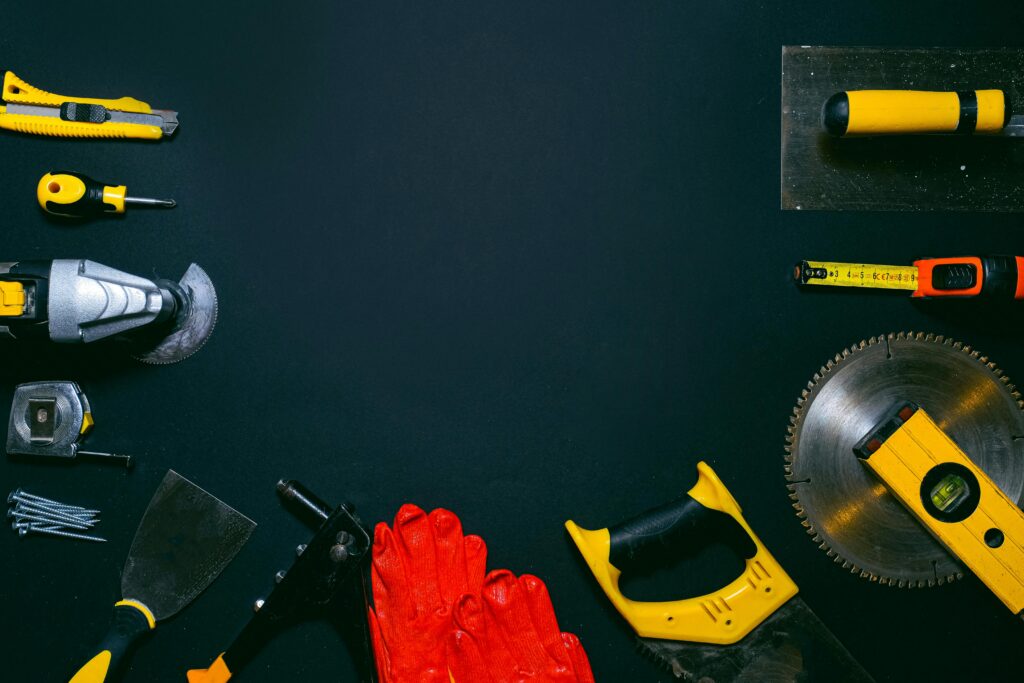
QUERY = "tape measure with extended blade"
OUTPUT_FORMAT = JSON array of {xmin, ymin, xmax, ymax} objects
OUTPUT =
[
  {"xmin": 795, "ymin": 255, "xmax": 1024, "ymax": 299},
  {"xmin": 855, "ymin": 403, "xmax": 1024, "ymax": 618}
]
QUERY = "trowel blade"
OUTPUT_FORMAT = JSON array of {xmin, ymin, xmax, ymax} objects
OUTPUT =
[{"xmin": 122, "ymin": 470, "xmax": 254, "ymax": 622}]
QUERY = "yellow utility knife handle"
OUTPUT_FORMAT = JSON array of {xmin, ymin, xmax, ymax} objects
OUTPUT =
[
  {"xmin": 823, "ymin": 89, "xmax": 1008, "ymax": 137},
  {"xmin": 565, "ymin": 461, "xmax": 798, "ymax": 645},
  {"xmin": 68, "ymin": 601, "xmax": 155, "ymax": 683},
  {"xmin": 0, "ymin": 71, "xmax": 162, "ymax": 139}
]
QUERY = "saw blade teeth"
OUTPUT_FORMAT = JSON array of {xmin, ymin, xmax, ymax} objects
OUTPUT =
[{"xmin": 923, "ymin": 332, "xmax": 935, "ymax": 342}]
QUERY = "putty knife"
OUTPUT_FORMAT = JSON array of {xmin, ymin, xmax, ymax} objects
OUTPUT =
[{"xmin": 68, "ymin": 470, "xmax": 255, "ymax": 682}]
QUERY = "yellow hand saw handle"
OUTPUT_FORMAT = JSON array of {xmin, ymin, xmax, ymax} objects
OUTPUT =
[
  {"xmin": 823, "ymin": 89, "xmax": 1008, "ymax": 137},
  {"xmin": 565, "ymin": 461, "xmax": 798, "ymax": 645}
]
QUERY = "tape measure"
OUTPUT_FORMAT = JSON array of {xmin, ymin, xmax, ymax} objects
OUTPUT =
[
  {"xmin": 795, "ymin": 255, "xmax": 1024, "ymax": 299},
  {"xmin": 855, "ymin": 403, "xmax": 1024, "ymax": 617}
]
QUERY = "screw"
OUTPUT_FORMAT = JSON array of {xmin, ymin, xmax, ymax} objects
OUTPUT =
[
  {"xmin": 253, "ymin": 599, "xmax": 265, "ymax": 612},
  {"xmin": 16, "ymin": 525, "xmax": 105, "ymax": 542},
  {"xmin": 9, "ymin": 510, "xmax": 91, "ymax": 530},
  {"xmin": 275, "ymin": 570, "xmax": 287, "ymax": 584},
  {"xmin": 336, "ymin": 531, "xmax": 352, "ymax": 545},
  {"xmin": 12, "ymin": 502, "xmax": 96, "ymax": 527},
  {"xmin": 296, "ymin": 544, "xmax": 307, "ymax": 556},
  {"xmin": 8, "ymin": 490, "xmax": 99, "ymax": 515},
  {"xmin": 330, "ymin": 544, "xmax": 349, "ymax": 563},
  {"xmin": 11, "ymin": 521, "xmax": 64, "ymax": 532}
]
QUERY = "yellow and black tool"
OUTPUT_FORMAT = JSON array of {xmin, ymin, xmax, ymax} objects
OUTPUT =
[
  {"xmin": 822, "ymin": 89, "xmax": 1024, "ymax": 137},
  {"xmin": 68, "ymin": 471, "xmax": 254, "ymax": 682},
  {"xmin": 0, "ymin": 71, "xmax": 177, "ymax": 140},
  {"xmin": 795, "ymin": 255, "xmax": 1024, "ymax": 299},
  {"xmin": 566, "ymin": 462, "xmax": 874, "ymax": 681},
  {"xmin": 856, "ymin": 404, "xmax": 1024, "ymax": 619},
  {"xmin": 38, "ymin": 172, "xmax": 176, "ymax": 219}
]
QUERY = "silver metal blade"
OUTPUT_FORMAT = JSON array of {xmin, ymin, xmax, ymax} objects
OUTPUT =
[
  {"xmin": 135, "ymin": 263, "xmax": 218, "ymax": 365},
  {"xmin": 638, "ymin": 597, "xmax": 873, "ymax": 682},
  {"xmin": 1003, "ymin": 114, "xmax": 1024, "ymax": 137},
  {"xmin": 5, "ymin": 103, "xmax": 178, "ymax": 136},
  {"xmin": 785, "ymin": 333, "xmax": 1024, "ymax": 587},
  {"xmin": 122, "ymin": 470, "xmax": 254, "ymax": 621}
]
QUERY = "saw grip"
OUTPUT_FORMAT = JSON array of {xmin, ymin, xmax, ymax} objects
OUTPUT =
[{"xmin": 566, "ymin": 461, "xmax": 798, "ymax": 644}]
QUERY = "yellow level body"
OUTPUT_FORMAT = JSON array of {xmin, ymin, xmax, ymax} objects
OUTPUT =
[{"xmin": 861, "ymin": 407, "xmax": 1024, "ymax": 616}]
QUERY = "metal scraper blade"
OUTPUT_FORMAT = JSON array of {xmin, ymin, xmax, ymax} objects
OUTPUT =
[
  {"xmin": 638, "ymin": 597, "xmax": 874, "ymax": 683},
  {"xmin": 135, "ymin": 263, "xmax": 219, "ymax": 365},
  {"xmin": 121, "ymin": 470, "xmax": 255, "ymax": 622}
]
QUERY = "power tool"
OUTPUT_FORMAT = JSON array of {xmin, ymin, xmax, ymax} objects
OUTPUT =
[{"xmin": 0, "ymin": 259, "xmax": 217, "ymax": 364}]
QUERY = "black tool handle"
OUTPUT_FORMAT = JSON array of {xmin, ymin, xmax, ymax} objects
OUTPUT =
[
  {"xmin": 608, "ymin": 495, "xmax": 756, "ymax": 570},
  {"xmin": 67, "ymin": 602, "xmax": 153, "ymax": 682}
]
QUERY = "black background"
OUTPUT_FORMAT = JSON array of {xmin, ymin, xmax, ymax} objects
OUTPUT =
[{"xmin": 3, "ymin": 2, "xmax": 1024, "ymax": 681}]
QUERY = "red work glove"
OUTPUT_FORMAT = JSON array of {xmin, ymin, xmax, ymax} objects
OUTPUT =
[
  {"xmin": 368, "ymin": 504, "xmax": 487, "ymax": 683},
  {"xmin": 447, "ymin": 570, "xmax": 595, "ymax": 683}
]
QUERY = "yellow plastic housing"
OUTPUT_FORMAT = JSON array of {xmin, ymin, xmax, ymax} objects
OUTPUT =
[
  {"xmin": 844, "ymin": 89, "xmax": 1005, "ymax": 135},
  {"xmin": 565, "ymin": 462, "xmax": 798, "ymax": 645},
  {"xmin": 0, "ymin": 71, "xmax": 163, "ymax": 139},
  {"xmin": 863, "ymin": 409, "xmax": 1024, "ymax": 615},
  {"xmin": 0, "ymin": 281, "xmax": 25, "ymax": 316}
]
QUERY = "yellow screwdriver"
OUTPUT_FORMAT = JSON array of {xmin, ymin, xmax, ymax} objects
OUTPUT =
[{"xmin": 37, "ymin": 171, "xmax": 176, "ymax": 219}]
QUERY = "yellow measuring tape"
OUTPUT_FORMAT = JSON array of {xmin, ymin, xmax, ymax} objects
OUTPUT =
[
  {"xmin": 796, "ymin": 260, "xmax": 918, "ymax": 291},
  {"xmin": 857, "ymin": 404, "xmax": 1024, "ymax": 616}
]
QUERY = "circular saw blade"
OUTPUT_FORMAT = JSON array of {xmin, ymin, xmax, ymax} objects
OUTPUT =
[
  {"xmin": 134, "ymin": 263, "xmax": 218, "ymax": 365},
  {"xmin": 784, "ymin": 332, "xmax": 1024, "ymax": 588}
]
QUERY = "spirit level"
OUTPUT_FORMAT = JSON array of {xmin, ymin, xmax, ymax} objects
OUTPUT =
[
  {"xmin": 855, "ymin": 403, "xmax": 1024, "ymax": 617},
  {"xmin": 794, "ymin": 255, "xmax": 1024, "ymax": 299}
]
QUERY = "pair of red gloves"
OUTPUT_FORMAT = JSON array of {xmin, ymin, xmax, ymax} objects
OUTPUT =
[{"xmin": 369, "ymin": 505, "xmax": 595, "ymax": 683}]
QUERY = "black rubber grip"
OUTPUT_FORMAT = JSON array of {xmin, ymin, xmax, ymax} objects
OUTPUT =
[
  {"xmin": 60, "ymin": 102, "xmax": 110, "ymax": 123},
  {"xmin": 981, "ymin": 255, "xmax": 1020, "ymax": 299},
  {"xmin": 608, "ymin": 495, "xmax": 756, "ymax": 569},
  {"xmin": 822, "ymin": 92, "xmax": 850, "ymax": 137},
  {"xmin": 69, "ymin": 603, "xmax": 152, "ymax": 681}
]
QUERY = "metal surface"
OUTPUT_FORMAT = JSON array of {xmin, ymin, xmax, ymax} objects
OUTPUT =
[
  {"xmin": 47, "ymin": 259, "xmax": 171, "ymax": 343},
  {"xmin": 638, "ymin": 597, "xmax": 873, "ymax": 682},
  {"xmin": 781, "ymin": 47, "xmax": 1024, "ymax": 211},
  {"xmin": 135, "ymin": 263, "xmax": 218, "ymax": 364},
  {"xmin": 785, "ymin": 332, "xmax": 1024, "ymax": 587},
  {"xmin": 6, "ymin": 381, "xmax": 88, "ymax": 459},
  {"xmin": 4, "ymin": 103, "xmax": 179, "ymax": 136},
  {"xmin": 122, "ymin": 470, "xmax": 254, "ymax": 621}
]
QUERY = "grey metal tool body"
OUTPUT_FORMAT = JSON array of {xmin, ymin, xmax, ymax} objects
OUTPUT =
[
  {"xmin": 0, "ymin": 259, "xmax": 217, "ymax": 363},
  {"xmin": 67, "ymin": 471, "xmax": 255, "ymax": 682},
  {"xmin": 6, "ymin": 381, "xmax": 130, "ymax": 467},
  {"xmin": 785, "ymin": 332, "xmax": 1024, "ymax": 587}
]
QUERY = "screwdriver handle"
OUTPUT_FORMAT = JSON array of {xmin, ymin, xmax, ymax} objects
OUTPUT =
[
  {"xmin": 68, "ymin": 601, "xmax": 154, "ymax": 682},
  {"xmin": 38, "ymin": 172, "xmax": 126, "ymax": 218},
  {"xmin": 823, "ymin": 89, "xmax": 1009, "ymax": 137}
]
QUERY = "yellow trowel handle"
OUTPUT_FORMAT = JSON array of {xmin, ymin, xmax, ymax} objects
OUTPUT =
[
  {"xmin": 68, "ymin": 601, "xmax": 155, "ymax": 682},
  {"xmin": 565, "ymin": 461, "xmax": 798, "ymax": 645},
  {"xmin": 823, "ymin": 89, "xmax": 1008, "ymax": 137}
]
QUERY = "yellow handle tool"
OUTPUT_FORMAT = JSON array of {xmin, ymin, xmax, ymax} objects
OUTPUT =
[
  {"xmin": 823, "ymin": 89, "xmax": 1009, "ymax": 137},
  {"xmin": 856, "ymin": 404, "xmax": 1024, "ymax": 617},
  {"xmin": 68, "ymin": 601, "xmax": 155, "ymax": 683},
  {"xmin": 566, "ymin": 461, "xmax": 798, "ymax": 644},
  {"xmin": 0, "ymin": 71, "xmax": 178, "ymax": 140},
  {"xmin": 38, "ymin": 172, "xmax": 176, "ymax": 218}
]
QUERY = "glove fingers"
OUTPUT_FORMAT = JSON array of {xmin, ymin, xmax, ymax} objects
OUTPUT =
[
  {"xmin": 393, "ymin": 503, "xmax": 444, "ymax": 613},
  {"xmin": 372, "ymin": 522, "xmax": 414, "ymax": 628},
  {"xmin": 562, "ymin": 632, "xmax": 596, "ymax": 683},
  {"xmin": 429, "ymin": 508, "xmax": 471, "ymax": 606},
  {"xmin": 447, "ymin": 627, "xmax": 493, "ymax": 683},
  {"xmin": 464, "ymin": 533, "xmax": 487, "ymax": 594},
  {"xmin": 481, "ymin": 570, "xmax": 550, "ymax": 674},
  {"xmin": 453, "ymin": 592, "xmax": 518, "ymax": 678},
  {"xmin": 521, "ymin": 574, "xmax": 572, "ymax": 666},
  {"xmin": 367, "ymin": 607, "xmax": 393, "ymax": 683}
]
